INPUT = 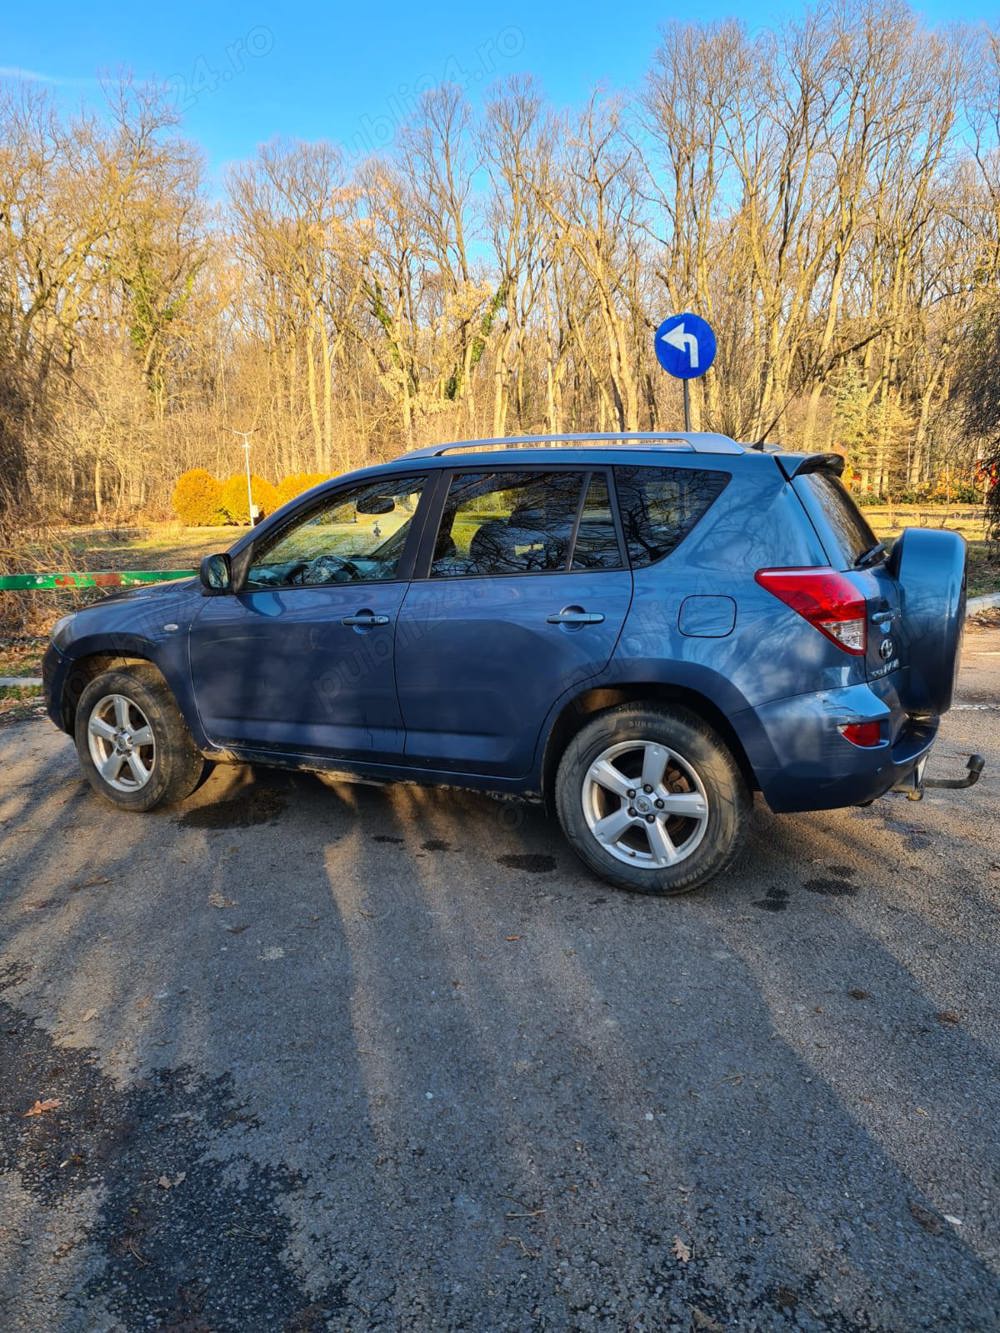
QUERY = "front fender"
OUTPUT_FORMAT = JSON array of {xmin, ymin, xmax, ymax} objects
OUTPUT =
[{"xmin": 51, "ymin": 585, "xmax": 208, "ymax": 746}]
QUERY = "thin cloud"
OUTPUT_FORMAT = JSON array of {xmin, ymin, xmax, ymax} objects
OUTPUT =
[{"xmin": 0, "ymin": 66, "xmax": 98, "ymax": 87}]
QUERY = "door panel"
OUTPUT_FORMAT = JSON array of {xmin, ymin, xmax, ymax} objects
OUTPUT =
[
  {"xmin": 190, "ymin": 585, "xmax": 407, "ymax": 757},
  {"xmin": 188, "ymin": 471, "xmax": 427, "ymax": 760},
  {"xmin": 395, "ymin": 466, "xmax": 631, "ymax": 777},
  {"xmin": 396, "ymin": 570, "xmax": 633, "ymax": 776}
]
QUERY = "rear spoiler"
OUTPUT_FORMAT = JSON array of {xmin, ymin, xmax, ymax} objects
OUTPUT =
[{"xmin": 772, "ymin": 451, "xmax": 846, "ymax": 480}]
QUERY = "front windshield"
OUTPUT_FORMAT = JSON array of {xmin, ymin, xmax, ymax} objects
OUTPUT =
[{"xmin": 246, "ymin": 476, "xmax": 425, "ymax": 588}]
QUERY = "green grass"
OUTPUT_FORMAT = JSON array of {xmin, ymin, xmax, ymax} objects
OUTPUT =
[
  {"xmin": 0, "ymin": 683, "xmax": 45, "ymax": 726},
  {"xmin": 965, "ymin": 542, "xmax": 1000, "ymax": 600},
  {"xmin": 0, "ymin": 640, "xmax": 46, "ymax": 677},
  {"xmin": 865, "ymin": 507, "xmax": 997, "ymax": 599},
  {"xmin": 21, "ymin": 524, "xmax": 230, "ymax": 575}
]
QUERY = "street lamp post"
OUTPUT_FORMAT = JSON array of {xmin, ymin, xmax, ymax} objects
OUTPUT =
[{"xmin": 232, "ymin": 430, "xmax": 254, "ymax": 525}]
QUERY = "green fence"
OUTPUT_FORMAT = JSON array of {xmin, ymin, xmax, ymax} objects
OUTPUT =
[{"xmin": 0, "ymin": 570, "xmax": 195, "ymax": 592}]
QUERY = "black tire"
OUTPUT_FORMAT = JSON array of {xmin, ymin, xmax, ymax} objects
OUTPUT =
[
  {"xmin": 74, "ymin": 665, "xmax": 205, "ymax": 812},
  {"xmin": 888, "ymin": 528, "xmax": 967, "ymax": 716},
  {"xmin": 555, "ymin": 704, "xmax": 750, "ymax": 895}
]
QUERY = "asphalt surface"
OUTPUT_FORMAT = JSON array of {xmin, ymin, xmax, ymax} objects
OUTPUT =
[{"xmin": 1, "ymin": 631, "xmax": 999, "ymax": 1332}]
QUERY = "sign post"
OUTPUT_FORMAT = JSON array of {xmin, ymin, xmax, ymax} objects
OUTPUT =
[
  {"xmin": 232, "ymin": 429, "xmax": 254, "ymax": 525},
  {"xmin": 653, "ymin": 313, "xmax": 717, "ymax": 430}
]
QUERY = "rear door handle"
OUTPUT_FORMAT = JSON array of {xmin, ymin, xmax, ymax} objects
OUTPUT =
[
  {"xmin": 547, "ymin": 606, "xmax": 605, "ymax": 626},
  {"xmin": 341, "ymin": 612, "xmax": 390, "ymax": 628}
]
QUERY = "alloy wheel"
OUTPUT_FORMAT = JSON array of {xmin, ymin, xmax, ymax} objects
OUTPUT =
[
  {"xmin": 87, "ymin": 694, "xmax": 156, "ymax": 793},
  {"xmin": 581, "ymin": 739, "xmax": 710, "ymax": 868}
]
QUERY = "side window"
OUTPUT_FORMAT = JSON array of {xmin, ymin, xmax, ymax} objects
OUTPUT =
[
  {"xmin": 572, "ymin": 474, "xmax": 623, "ymax": 570},
  {"xmin": 614, "ymin": 466, "xmax": 729, "ymax": 567},
  {"xmin": 246, "ymin": 475, "xmax": 425, "ymax": 588},
  {"xmin": 430, "ymin": 470, "xmax": 586, "ymax": 577}
]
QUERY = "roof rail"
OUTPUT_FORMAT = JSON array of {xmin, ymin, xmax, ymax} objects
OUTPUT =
[{"xmin": 400, "ymin": 431, "xmax": 746, "ymax": 459}]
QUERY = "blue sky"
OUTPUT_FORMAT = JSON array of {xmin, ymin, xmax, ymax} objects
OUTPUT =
[{"xmin": 3, "ymin": 0, "xmax": 996, "ymax": 179}]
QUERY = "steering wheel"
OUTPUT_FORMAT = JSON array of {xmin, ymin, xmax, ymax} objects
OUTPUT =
[
  {"xmin": 300, "ymin": 553, "xmax": 363, "ymax": 584},
  {"xmin": 283, "ymin": 560, "xmax": 311, "ymax": 584}
]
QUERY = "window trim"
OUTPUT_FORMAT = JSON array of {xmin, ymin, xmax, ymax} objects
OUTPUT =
[
  {"xmin": 238, "ymin": 471, "xmax": 432, "ymax": 593},
  {"xmin": 411, "ymin": 464, "xmax": 626, "ymax": 581}
]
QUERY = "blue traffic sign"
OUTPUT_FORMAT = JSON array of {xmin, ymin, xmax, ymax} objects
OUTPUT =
[{"xmin": 654, "ymin": 313, "xmax": 716, "ymax": 380}]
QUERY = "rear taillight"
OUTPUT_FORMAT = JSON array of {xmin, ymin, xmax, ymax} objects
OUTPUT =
[
  {"xmin": 839, "ymin": 721, "xmax": 883, "ymax": 747},
  {"xmin": 755, "ymin": 567, "xmax": 867, "ymax": 655}
]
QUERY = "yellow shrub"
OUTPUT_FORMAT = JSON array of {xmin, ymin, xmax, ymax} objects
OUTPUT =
[
  {"xmin": 171, "ymin": 468, "xmax": 224, "ymax": 526},
  {"xmin": 275, "ymin": 472, "xmax": 336, "ymax": 508},
  {"xmin": 218, "ymin": 473, "xmax": 280, "ymax": 524}
]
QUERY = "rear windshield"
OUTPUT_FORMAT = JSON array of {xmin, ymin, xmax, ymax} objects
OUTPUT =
[
  {"xmin": 614, "ymin": 466, "xmax": 729, "ymax": 567},
  {"xmin": 797, "ymin": 472, "xmax": 877, "ymax": 567}
]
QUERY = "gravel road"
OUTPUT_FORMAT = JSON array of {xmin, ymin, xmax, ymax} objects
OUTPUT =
[{"xmin": 1, "ymin": 630, "xmax": 999, "ymax": 1331}]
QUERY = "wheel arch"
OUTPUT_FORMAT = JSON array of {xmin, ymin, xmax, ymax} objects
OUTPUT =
[
  {"xmin": 57, "ymin": 651, "xmax": 167, "ymax": 733},
  {"xmin": 539, "ymin": 681, "xmax": 758, "ymax": 812}
]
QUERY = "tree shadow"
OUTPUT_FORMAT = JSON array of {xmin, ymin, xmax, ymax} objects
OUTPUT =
[{"xmin": 1, "ymin": 721, "xmax": 998, "ymax": 1328}]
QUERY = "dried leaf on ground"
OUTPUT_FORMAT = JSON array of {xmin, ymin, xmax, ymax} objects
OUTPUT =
[
  {"xmin": 69, "ymin": 875, "xmax": 111, "ymax": 892},
  {"xmin": 157, "ymin": 1171, "xmax": 186, "ymax": 1189},
  {"xmin": 24, "ymin": 1097, "xmax": 61, "ymax": 1117},
  {"xmin": 673, "ymin": 1236, "xmax": 692, "ymax": 1263},
  {"xmin": 909, "ymin": 1200, "xmax": 942, "ymax": 1234},
  {"xmin": 208, "ymin": 891, "xmax": 236, "ymax": 909}
]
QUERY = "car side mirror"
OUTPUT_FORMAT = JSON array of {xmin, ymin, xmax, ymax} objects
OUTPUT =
[{"xmin": 200, "ymin": 553, "xmax": 232, "ymax": 594}]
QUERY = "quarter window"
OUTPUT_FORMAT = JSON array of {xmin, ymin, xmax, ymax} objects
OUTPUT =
[
  {"xmin": 430, "ymin": 471, "xmax": 589, "ymax": 577},
  {"xmin": 246, "ymin": 475, "xmax": 425, "ymax": 588},
  {"xmin": 614, "ymin": 466, "xmax": 729, "ymax": 567},
  {"xmin": 572, "ymin": 475, "xmax": 623, "ymax": 570}
]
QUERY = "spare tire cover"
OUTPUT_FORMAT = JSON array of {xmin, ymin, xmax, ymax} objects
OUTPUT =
[{"xmin": 889, "ymin": 528, "xmax": 967, "ymax": 715}]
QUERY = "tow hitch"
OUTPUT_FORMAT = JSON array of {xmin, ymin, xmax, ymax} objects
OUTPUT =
[{"xmin": 895, "ymin": 754, "xmax": 986, "ymax": 802}]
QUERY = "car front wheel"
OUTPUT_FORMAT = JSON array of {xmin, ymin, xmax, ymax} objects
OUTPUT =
[
  {"xmin": 555, "ymin": 703, "xmax": 750, "ymax": 894},
  {"xmin": 74, "ymin": 665, "xmax": 205, "ymax": 812}
]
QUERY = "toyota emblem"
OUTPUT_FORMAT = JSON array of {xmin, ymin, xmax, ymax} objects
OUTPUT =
[{"xmin": 879, "ymin": 637, "xmax": 895, "ymax": 661}]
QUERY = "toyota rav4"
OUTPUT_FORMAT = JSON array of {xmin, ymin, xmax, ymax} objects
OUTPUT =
[{"xmin": 43, "ymin": 433, "xmax": 978, "ymax": 895}]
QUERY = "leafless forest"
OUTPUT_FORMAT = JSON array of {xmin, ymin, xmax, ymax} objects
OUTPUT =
[{"xmin": 1, "ymin": 1, "xmax": 999, "ymax": 530}]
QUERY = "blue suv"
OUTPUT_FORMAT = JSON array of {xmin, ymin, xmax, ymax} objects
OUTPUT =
[{"xmin": 43, "ymin": 433, "xmax": 973, "ymax": 894}]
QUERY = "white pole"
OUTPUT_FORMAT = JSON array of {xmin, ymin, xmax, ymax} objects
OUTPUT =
[{"xmin": 232, "ymin": 430, "xmax": 254, "ymax": 526}]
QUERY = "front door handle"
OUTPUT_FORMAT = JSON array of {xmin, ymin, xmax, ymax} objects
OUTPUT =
[
  {"xmin": 341, "ymin": 611, "xmax": 391, "ymax": 628},
  {"xmin": 547, "ymin": 606, "xmax": 605, "ymax": 626}
]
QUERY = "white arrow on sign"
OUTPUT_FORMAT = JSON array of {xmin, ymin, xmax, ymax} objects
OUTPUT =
[{"xmin": 661, "ymin": 321, "xmax": 699, "ymax": 369}]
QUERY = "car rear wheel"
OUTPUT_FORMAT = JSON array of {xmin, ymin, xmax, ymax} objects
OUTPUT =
[
  {"xmin": 555, "ymin": 704, "xmax": 750, "ymax": 895},
  {"xmin": 74, "ymin": 666, "xmax": 205, "ymax": 812}
]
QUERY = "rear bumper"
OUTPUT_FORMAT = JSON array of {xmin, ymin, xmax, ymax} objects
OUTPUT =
[{"xmin": 745, "ymin": 683, "xmax": 938, "ymax": 814}]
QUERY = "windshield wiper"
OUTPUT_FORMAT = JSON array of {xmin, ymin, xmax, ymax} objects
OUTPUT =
[{"xmin": 853, "ymin": 541, "xmax": 886, "ymax": 569}]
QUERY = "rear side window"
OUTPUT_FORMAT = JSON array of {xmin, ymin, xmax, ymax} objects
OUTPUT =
[
  {"xmin": 614, "ymin": 466, "xmax": 729, "ymax": 567},
  {"xmin": 431, "ymin": 470, "xmax": 586, "ymax": 577},
  {"xmin": 797, "ymin": 472, "xmax": 877, "ymax": 566}
]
